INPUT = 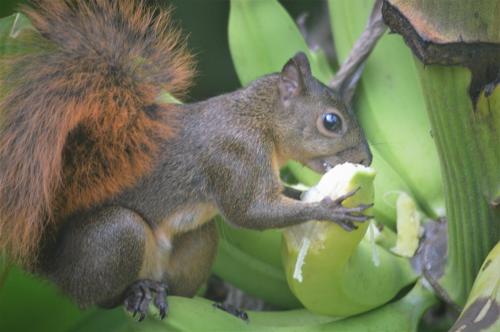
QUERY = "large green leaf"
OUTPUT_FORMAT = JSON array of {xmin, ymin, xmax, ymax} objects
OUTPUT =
[
  {"xmin": 329, "ymin": 0, "xmax": 444, "ymax": 218},
  {"xmin": 229, "ymin": 0, "xmax": 333, "ymax": 85}
]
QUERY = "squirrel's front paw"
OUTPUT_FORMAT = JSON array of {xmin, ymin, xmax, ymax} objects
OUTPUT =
[
  {"xmin": 124, "ymin": 279, "xmax": 168, "ymax": 321},
  {"xmin": 319, "ymin": 188, "xmax": 373, "ymax": 231}
]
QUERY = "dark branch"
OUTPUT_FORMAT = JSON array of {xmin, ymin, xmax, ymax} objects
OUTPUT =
[{"xmin": 330, "ymin": 0, "xmax": 387, "ymax": 105}]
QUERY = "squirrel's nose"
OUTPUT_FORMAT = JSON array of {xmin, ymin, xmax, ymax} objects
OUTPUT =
[{"xmin": 360, "ymin": 149, "xmax": 373, "ymax": 167}]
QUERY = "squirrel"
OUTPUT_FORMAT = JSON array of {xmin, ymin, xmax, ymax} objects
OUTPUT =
[{"xmin": 0, "ymin": 0, "xmax": 372, "ymax": 320}]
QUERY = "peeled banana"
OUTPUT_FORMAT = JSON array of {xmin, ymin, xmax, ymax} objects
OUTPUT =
[{"xmin": 282, "ymin": 163, "xmax": 418, "ymax": 316}]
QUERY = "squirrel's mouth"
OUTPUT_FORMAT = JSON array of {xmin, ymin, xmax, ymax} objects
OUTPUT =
[
  {"xmin": 323, "ymin": 161, "xmax": 335, "ymax": 171},
  {"xmin": 306, "ymin": 148, "xmax": 372, "ymax": 174},
  {"xmin": 305, "ymin": 158, "xmax": 337, "ymax": 174}
]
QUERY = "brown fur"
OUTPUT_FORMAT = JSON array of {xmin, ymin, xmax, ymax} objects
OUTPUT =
[{"xmin": 0, "ymin": 0, "xmax": 195, "ymax": 266}]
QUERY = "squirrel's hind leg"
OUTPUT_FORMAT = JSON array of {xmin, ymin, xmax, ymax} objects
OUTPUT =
[
  {"xmin": 122, "ymin": 220, "xmax": 219, "ymax": 320},
  {"xmin": 163, "ymin": 220, "xmax": 218, "ymax": 297},
  {"xmin": 39, "ymin": 206, "xmax": 159, "ymax": 314},
  {"xmin": 40, "ymin": 207, "xmax": 219, "ymax": 320}
]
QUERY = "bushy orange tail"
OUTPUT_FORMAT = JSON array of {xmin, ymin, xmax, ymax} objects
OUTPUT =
[{"xmin": 0, "ymin": 0, "xmax": 195, "ymax": 266}]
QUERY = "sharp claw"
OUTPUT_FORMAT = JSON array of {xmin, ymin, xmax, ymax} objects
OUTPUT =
[
  {"xmin": 154, "ymin": 284, "xmax": 168, "ymax": 320},
  {"xmin": 341, "ymin": 205, "xmax": 370, "ymax": 213},
  {"xmin": 351, "ymin": 216, "xmax": 369, "ymax": 222},
  {"xmin": 157, "ymin": 302, "xmax": 167, "ymax": 320},
  {"xmin": 124, "ymin": 280, "xmax": 168, "ymax": 322},
  {"xmin": 335, "ymin": 187, "xmax": 361, "ymax": 203},
  {"xmin": 240, "ymin": 312, "xmax": 249, "ymax": 321},
  {"xmin": 348, "ymin": 223, "xmax": 358, "ymax": 231},
  {"xmin": 213, "ymin": 303, "xmax": 249, "ymax": 322},
  {"xmin": 124, "ymin": 299, "xmax": 132, "ymax": 312},
  {"xmin": 133, "ymin": 303, "xmax": 141, "ymax": 317},
  {"xmin": 339, "ymin": 220, "xmax": 354, "ymax": 231}
]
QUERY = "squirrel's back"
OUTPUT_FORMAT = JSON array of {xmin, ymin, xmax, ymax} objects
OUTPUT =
[{"xmin": 0, "ymin": 0, "xmax": 195, "ymax": 266}]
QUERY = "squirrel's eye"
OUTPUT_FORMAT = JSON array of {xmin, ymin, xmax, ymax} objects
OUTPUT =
[
  {"xmin": 322, "ymin": 113, "xmax": 342, "ymax": 132},
  {"xmin": 316, "ymin": 110, "xmax": 344, "ymax": 137}
]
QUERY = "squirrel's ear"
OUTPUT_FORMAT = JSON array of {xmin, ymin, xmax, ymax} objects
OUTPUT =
[
  {"xmin": 293, "ymin": 52, "xmax": 312, "ymax": 77},
  {"xmin": 279, "ymin": 52, "xmax": 310, "ymax": 106}
]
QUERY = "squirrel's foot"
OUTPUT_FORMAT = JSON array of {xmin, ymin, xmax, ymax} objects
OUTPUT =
[
  {"xmin": 320, "ymin": 187, "xmax": 373, "ymax": 231},
  {"xmin": 213, "ymin": 302, "xmax": 249, "ymax": 322},
  {"xmin": 124, "ymin": 279, "xmax": 168, "ymax": 321}
]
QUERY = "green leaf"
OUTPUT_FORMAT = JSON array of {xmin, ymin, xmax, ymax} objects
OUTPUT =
[
  {"xmin": 228, "ymin": 0, "xmax": 333, "ymax": 86},
  {"xmin": 0, "ymin": 266, "xmax": 93, "ymax": 332},
  {"xmin": 0, "ymin": 13, "xmax": 33, "ymax": 56},
  {"xmin": 329, "ymin": 0, "xmax": 445, "ymax": 218}
]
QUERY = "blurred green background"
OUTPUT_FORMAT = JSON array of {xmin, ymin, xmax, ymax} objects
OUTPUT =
[{"xmin": 0, "ymin": 0, "xmax": 328, "ymax": 101}]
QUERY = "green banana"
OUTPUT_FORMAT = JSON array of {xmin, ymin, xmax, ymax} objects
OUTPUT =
[
  {"xmin": 450, "ymin": 242, "xmax": 500, "ymax": 332},
  {"xmin": 70, "ymin": 281, "xmax": 436, "ymax": 332},
  {"xmin": 2, "ymin": 251, "xmax": 434, "ymax": 332},
  {"xmin": 282, "ymin": 163, "xmax": 418, "ymax": 316},
  {"xmin": 328, "ymin": 0, "xmax": 445, "ymax": 219},
  {"xmin": 213, "ymin": 218, "xmax": 302, "ymax": 309}
]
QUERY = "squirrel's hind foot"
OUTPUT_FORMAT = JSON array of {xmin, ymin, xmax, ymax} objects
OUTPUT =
[{"xmin": 124, "ymin": 279, "xmax": 168, "ymax": 321}]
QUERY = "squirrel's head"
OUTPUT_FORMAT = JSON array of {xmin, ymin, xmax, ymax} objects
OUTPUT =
[{"xmin": 274, "ymin": 52, "xmax": 372, "ymax": 174}]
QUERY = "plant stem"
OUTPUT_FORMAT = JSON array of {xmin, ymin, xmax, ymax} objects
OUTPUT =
[
  {"xmin": 416, "ymin": 64, "xmax": 500, "ymax": 305},
  {"xmin": 383, "ymin": 0, "xmax": 500, "ymax": 307}
]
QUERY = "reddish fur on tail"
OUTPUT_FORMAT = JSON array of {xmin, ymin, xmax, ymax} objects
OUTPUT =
[{"xmin": 0, "ymin": 0, "xmax": 195, "ymax": 266}]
